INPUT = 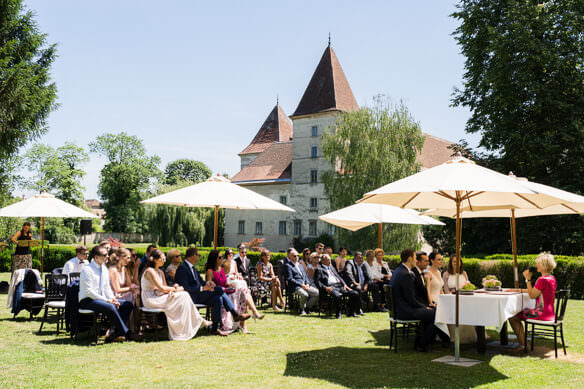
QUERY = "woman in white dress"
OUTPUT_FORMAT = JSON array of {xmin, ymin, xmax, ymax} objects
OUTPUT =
[
  {"xmin": 425, "ymin": 252, "xmax": 444, "ymax": 305},
  {"xmin": 442, "ymin": 255, "xmax": 477, "ymax": 344},
  {"xmin": 141, "ymin": 249, "xmax": 211, "ymax": 340}
]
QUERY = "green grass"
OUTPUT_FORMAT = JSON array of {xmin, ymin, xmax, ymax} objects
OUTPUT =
[{"xmin": 1, "ymin": 272, "xmax": 584, "ymax": 388}]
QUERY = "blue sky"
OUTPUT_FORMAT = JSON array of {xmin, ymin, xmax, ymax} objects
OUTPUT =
[{"xmin": 22, "ymin": 0, "xmax": 476, "ymax": 199}]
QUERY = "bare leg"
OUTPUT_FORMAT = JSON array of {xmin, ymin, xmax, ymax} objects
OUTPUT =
[
  {"xmin": 509, "ymin": 315, "xmax": 525, "ymax": 346},
  {"xmin": 245, "ymin": 293, "xmax": 260, "ymax": 317}
]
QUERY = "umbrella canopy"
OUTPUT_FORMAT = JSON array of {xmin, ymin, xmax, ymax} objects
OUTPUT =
[
  {"xmin": 319, "ymin": 203, "xmax": 444, "ymax": 231},
  {"xmin": 141, "ymin": 175, "xmax": 295, "ymax": 248}
]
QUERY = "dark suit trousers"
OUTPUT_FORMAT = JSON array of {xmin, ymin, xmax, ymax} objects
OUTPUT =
[
  {"xmin": 401, "ymin": 306, "xmax": 439, "ymax": 346},
  {"xmin": 190, "ymin": 286, "xmax": 236, "ymax": 329},
  {"xmin": 79, "ymin": 298, "xmax": 133, "ymax": 337},
  {"xmin": 327, "ymin": 284, "xmax": 360, "ymax": 315},
  {"xmin": 369, "ymin": 280, "xmax": 386, "ymax": 306}
]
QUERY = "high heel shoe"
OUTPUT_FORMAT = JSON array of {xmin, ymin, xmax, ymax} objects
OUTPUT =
[
  {"xmin": 202, "ymin": 319, "xmax": 213, "ymax": 328},
  {"xmin": 253, "ymin": 313, "xmax": 265, "ymax": 320}
]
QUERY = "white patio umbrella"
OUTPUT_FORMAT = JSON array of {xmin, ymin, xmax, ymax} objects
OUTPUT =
[
  {"xmin": 141, "ymin": 175, "xmax": 295, "ymax": 248},
  {"xmin": 0, "ymin": 192, "xmax": 98, "ymax": 272},
  {"xmin": 319, "ymin": 203, "xmax": 444, "ymax": 249},
  {"xmin": 424, "ymin": 173, "xmax": 584, "ymax": 287},
  {"xmin": 357, "ymin": 154, "xmax": 570, "ymax": 360}
]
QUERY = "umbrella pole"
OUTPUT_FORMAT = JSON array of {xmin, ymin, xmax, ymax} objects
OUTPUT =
[
  {"xmin": 377, "ymin": 223, "xmax": 382, "ymax": 250},
  {"xmin": 455, "ymin": 194, "xmax": 461, "ymax": 361},
  {"xmin": 41, "ymin": 217, "xmax": 45, "ymax": 274},
  {"xmin": 511, "ymin": 210, "xmax": 519, "ymax": 288},
  {"xmin": 213, "ymin": 205, "xmax": 219, "ymax": 249}
]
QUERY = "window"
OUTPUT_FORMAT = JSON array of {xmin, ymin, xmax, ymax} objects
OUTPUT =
[
  {"xmin": 311, "ymin": 146, "xmax": 318, "ymax": 158},
  {"xmin": 280, "ymin": 195, "xmax": 287, "ymax": 205},
  {"xmin": 310, "ymin": 169, "xmax": 318, "ymax": 184},
  {"xmin": 309, "ymin": 220, "xmax": 317, "ymax": 236},
  {"xmin": 327, "ymin": 224, "xmax": 336, "ymax": 235},
  {"xmin": 238, "ymin": 220, "xmax": 245, "ymax": 234},
  {"xmin": 279, "ymin": 221, "xmax": 287, "ymax": 235},
  {"xmin": 310, "ymin": 197, "xmax": 318, "ymax": 209},
  {"xmin": 311, "ymin": 126, "xmax": 318, "ymax": 137},
  {"xmin": 293, "ymin": 220, "xmax": 302, "ymax": 236},
  {"xmin": 255, "ymin": 222, "xmax": 263, "ymax": 235}
]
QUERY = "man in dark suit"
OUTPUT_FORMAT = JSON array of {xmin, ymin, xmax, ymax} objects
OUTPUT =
[
  {"xmin": 175, "ymin": 247, "xmax": 250, "ymax": 335},
  {"xmin": 391, "ymin": 249, "xmax": 446, "ymax": 351},
  {"xmin": 411, "ymin": 251, "xmax": 430, "ymax": 306},
  {"xmin": 285, "ymin": 248, "xmax": 318, "ymax": 315},
  {"xmin": 342, "ymin": 251, "xmax": 367, "ymax": 315},
  {"xmin": 233, "ymin": 243, "xmax": 251, "ymax": 282},
  {"xmin": 315, "ymin": 254, "xmax": 360, "ymax": 319}
]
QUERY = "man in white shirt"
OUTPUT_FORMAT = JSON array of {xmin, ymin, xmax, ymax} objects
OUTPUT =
[
  {"xmin": 79, "ymin": 245, "xmax": 134, "ymax": 342},
  {"xmin": 62, "ymin": 245, "xmax": 89, "ymax": 275}
]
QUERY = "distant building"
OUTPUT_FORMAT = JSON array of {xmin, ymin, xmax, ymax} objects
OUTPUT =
[
  {"xmin": 85, "ymin": 199, "xmax": 105, "ymax": 220},
  {"xmin": 224, "ymin": 44, "xmax": 454, "ymax": 252}
]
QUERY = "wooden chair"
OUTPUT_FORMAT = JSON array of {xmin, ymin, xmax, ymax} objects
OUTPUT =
[
  {"xmin": 524, "ymin": 289, "xmax": 570, "ymax": 358},
  {"xmin": 38, "ymin": 274, "xmax": 68, "ymax": 334},
  {"xmin": 139, "ymin": 307, "xmax": 167, "ymax": 340},
  {"xmin": 384, "ymin": 285, "xmax": 421, "ymax": 352},
  {"xmin": 76, "ymin": 308, "xmax": 108, "ymax": 344}
]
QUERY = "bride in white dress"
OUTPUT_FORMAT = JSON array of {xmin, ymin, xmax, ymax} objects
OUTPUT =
[
  {"xmin": 141, "ymin": 249, "xmax": 211, "ymax": 340},
  {"xmin": 425, "ymin": 253, "xmax": 444, "ymax": 305}
]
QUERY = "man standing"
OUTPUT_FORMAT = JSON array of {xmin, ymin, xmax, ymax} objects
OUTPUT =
[
  {"xmin": 79, "ymin": 245, "xmax": 135, "ymax": 342},
  {"xmin": 391, "ymin": 249, "xmax": 446, "ymax": 351},
  {"xmin": 233, "ymin": 243, "xmax": 251, "ymax": 282},
  {"xmin": 62, "ymin": 245, "xmax": 89, "ymax": 275},
  {"xmin": 285, "ymin": 248, "xmax": 318, "ymax": 315},
  {"xmin": 342, "ymin": 251, "xmax": 367, "ymax": 315},
  {"xmin": 315, "ymin": 254, "xmax": 360, "ymax": 319},
  {"xmin": 175, "ymin": 247, "xmax": 250, "ymax": 335},
  {"xmin": 411, "ymin": 251, "xmax": 430, "ymax": 306}
]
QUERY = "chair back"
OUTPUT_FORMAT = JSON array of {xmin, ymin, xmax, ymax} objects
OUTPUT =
[
  {"xmin": 249, "ymin": 266, "xmax": 259, "ymax": 286},
  {"xmin": 555, "ymin": 289, "xmax": 570, "ymax": 322},
  {"xmin": 45, "ymin": 274, "xmax": 68, "ymax": 302},
  {"xmin": 68, "ymin": 272, "xmax": 81, "ymax": 283},
  {"xmin": 384, "ymin": 284, "xmax": 396, "ymax": 320},
  {"xmin": 52, "ymin": 267, "xmax": 64, "ymax": 275}
]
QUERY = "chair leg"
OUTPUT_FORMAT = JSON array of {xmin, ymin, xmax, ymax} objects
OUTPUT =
[
  {"xmin": 389, "ymin": 325, "xmax": 393, "ymax": 351},
  {"xmin": 560, "ymin": 325, "xmax": 567, "ymax": 356},
  {"xmin": 531, "ymin": 324, "xmax": 535, "ymax": 351},
  {"xmin": 38, "ymin": 305, "xmax": 49, "ymax": 334},
  {"xmin": 554, "ymin": 327, "xmax": 558, "ymax": 359},
  {"xmin": 56, "ymin": 308, "xmax": 61, "ymax": 335},
  {"xmin": 524, "ymin": 321, "xmax": 528, "ymax": 354}
]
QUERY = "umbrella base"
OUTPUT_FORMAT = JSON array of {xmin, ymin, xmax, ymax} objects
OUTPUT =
[{"xmin": 432, "ymin": 355, "xmax": 482, "ymax": 367}]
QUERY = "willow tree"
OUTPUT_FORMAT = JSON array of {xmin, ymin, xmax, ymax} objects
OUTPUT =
[{"xmin": 322, "ymin": 96, "xmax": 425, "ymax": 251}]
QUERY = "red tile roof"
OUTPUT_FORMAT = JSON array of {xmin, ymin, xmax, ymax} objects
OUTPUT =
[
  {"xmin": 418, "ymin": 134, "xmax": 455, "ymax": 169},
  {"xmin": 291, "ymin": 45, "xmax": 359, "ymax": 117},
  {"xmin": 239, "ymin": 104, "xmax": 292, "ymax": 155},
  {"xmin": 232, "ymin": 141, "xmax": 292, "ymax": 183}
]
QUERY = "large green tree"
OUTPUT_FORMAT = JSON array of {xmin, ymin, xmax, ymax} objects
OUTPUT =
[
  {"xmin": 322, "ymin": 96, "xmax": 425, "ymax": 251},
  {"xmin": 89, "ymin": 132, "xmax": 162, "ymax": 233},
  {"xmin": 451, "ymin": 0, "xmax": 584, "ymax": 254},
  {"xmin": 0, "ymin": 0, "xmax": 58, "ymax": 201},
  {"xmin": 164, "ymin": 159, "xmax": 212, "ymax": 186}
]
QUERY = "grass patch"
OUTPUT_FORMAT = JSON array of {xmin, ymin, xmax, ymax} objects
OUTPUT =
[{"xmin": 1, "ymin": 272, "xmax": 584, "ymax": 388}]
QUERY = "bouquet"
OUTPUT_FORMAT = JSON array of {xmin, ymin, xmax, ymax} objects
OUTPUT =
[
  {"xmin": 482, "ymin": 275, "xmax": 502, "ymax": 289},
  {"xmin": 461, "ymin": 281, "xmax": 476, "ymax": 291}
]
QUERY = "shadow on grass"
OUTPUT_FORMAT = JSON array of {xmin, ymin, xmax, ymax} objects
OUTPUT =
[{"xmin": 284, "ymin": 346, "xmax": 507, "ymax": 389}]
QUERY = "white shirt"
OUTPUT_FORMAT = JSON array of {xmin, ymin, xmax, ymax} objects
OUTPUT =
[
  {"xmin": 415, "ymin": 265, "xmax": 425, "ymax": 286},
  {"xmin": 325, "ymin": 265, "xmax": 340, "ymax": 285},
  {"xmin": 79, "ymin": 259, "xmax": 114, "ymax": 302},
  {"xmin": 62, "ymin": 257, "xmax": 88, "ymax": 275}
]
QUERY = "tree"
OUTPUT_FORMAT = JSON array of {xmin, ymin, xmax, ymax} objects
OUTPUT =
[
  {"xmin": 24, "ymin": 142, "xmax": 89, "ymax": 206},
  {"xmin": 451, "ymin": 0, "xmax": 584, "ymax": 254},
  {"xmin": 89, "ymin": 132, "xmax": 162, "ymax": 233},
  {"xmin": 0, "ymin": 0, "xmax": 58, "ymax": 202},
  {"xmin": 165, "ymin": 159, "xmax": 212, "ymax": 185},
  {"xmin": 321, "ymin": 95, "xmax": 425, "ymax": 251}
]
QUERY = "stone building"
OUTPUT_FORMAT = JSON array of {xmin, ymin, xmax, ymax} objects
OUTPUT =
[{"xmin": 224, "ymin": 44, "xmax": 454, "ymax": 252}]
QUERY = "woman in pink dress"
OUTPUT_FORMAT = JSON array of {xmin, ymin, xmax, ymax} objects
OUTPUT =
[{"xmin": 509, "ymin": 253, "xmax": 558, "ymax": 350}]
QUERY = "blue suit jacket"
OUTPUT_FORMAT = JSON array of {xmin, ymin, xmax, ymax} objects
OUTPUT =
[
  {"xmin": 175, "ymin": 262, "xmax": 205, "ymax": 300},
  {"xmin": 286, "ymin": 261, "xmax": 310, "ymax": 292},
  {"xmin": 391, "ymin": 263, "xmax": 426, "ymax": 319}
]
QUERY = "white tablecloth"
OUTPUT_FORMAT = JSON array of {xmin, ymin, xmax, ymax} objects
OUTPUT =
[{"xmin": 435, "ymin": 292, "xmax": 535, "ymax": 335}]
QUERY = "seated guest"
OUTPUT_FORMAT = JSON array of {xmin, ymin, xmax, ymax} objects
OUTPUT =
[
  {"xmin": 315, "ymin": 254, "xmax": 360, "ymax": 319},
  {"xmin": 99, "ymin": 240, "xmax": 112, "ymax": 255},
  {"xmin": 362, "ymin": 250, "xmax": 387, "ymax": 312},
  {"xmin": 335, "ymin": 247, "xmax": 348, "ymax": 273},
  {"xmin": 222, "ymin": 249, "xmax": 248, "ymax": 290},
  {"xmin": 314, "ymin": 242, "xmax": 324, "ymax": 256},
  {"xmin": 426, "ymin": 252, "xmax": 444, "ymax": 305},
  {"xmin": 299, "ymin": 248, "xmax": 311, "ymax": 272},
  {"xmin": 374, "ymin": 248, "xmax": 392, "ymax": 283},
  {"xmin": 138, "ymin": 244, "xmax": 157, "ymax": 279},
  {"xmin": 285, "ymin": 248, "xmax": 319, "ymax": 315},
  {"xmin": 127, "ymin": 248, "xmax": 140, "ymax": 285},
  {"xmin": 325, "ymin": 246, "xmax": 333, "ymax": 257},
  {"xmin": 391, "ymin": 249, "xmax": 448, "ymax": 351},
  {"xmin": 79, "ymin": 245, "xmax": 135, "ymax": 342},
  {"xmin": 342, "ymin": 251, "xmax": 367, "ymax": 315},
  {"xmin": 509, "ymin": 253, "xmax": 557, "ymax": 350},
  {"xmin": 411, "ymin": 251, "xmax": 430, "ymax": 305},
  {"xmin": 108, "ymin": 248, "xmax": 138, "ymax": 305},
  {"xmin": 62, "ymin": 245, "xmax": 89, "ymax": 275},
  {"xmin": 256, "ymin": 249, "xmax": 285, "ymax": 311},
  {"xmin": 142, "ymin": 249, "xmax": 211, "ymax": 340},
  {"xmin": 175, "ymin": 247, "xmax": 250, "ymax": 336},
  {"xmin": 442, "ymin": 255, "xmax": 469, "ymax": 294},
  {"xmin": 233, "ymin": 243, "xmax": 251, "ymax": 283},
  {"xmin": 305, "ymin": 252, "xmax": 320, "ymax": 283},
  {"xmin": 165, "ymin": 249, "xmax": 182, "ymax": 284}
]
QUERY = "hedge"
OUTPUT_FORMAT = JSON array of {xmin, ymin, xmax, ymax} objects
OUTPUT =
[{"xmin": 2, "ymin": 245, "xmax": 583, "ymax": 299}]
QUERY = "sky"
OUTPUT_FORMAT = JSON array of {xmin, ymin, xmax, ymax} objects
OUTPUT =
[{"xmin": 21, "ymin": 0, "xmax": 477, "ymax": 199}]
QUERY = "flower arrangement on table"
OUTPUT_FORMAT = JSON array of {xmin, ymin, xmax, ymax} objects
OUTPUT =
[
  {"xmin": 461, "ymin": 281, "xmax": 477, "ymax": 291},
  {"xmin": 482, "ymin": 275, "xmax": 502, "ymax": 290}
]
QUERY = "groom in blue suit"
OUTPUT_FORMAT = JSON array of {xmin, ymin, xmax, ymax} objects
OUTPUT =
[{"xmin": 175, "ymin": 247, "xmax": 250, "ymax": 335}]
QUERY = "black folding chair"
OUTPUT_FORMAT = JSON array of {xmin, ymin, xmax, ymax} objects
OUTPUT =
[
  {"xmin": 384, "ymin": 285, "xmax": 421, "ymax": 352},
  {"xmin": 38, "ymin": 274, "xmax": 68, "ymax": 334}
]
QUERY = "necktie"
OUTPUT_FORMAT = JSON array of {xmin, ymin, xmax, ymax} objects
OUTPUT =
[{"xmin": 98, "ymin": 264, "xmax": 103, "ymax": 296}]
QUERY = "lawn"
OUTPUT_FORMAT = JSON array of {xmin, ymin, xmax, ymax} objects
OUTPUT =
[{"xmin": 1, "ymin": 272, "xmax": 583, "ymax": 389}]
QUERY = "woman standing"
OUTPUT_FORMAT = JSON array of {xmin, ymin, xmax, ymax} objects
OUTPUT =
[
  {"xmin": 426, "ymin": 252, "xmax": 444, "ymax": 305},
  {"xmin": 141, "ymin": 249, "xmax": 211, "ymax": 340},
  {"xmin": 256, "ymin": 249, "xmax": 285, "ymax": 311},
  {"xmin": 11, "ymin": 222, "xmax": 33, "ymax": 272}
]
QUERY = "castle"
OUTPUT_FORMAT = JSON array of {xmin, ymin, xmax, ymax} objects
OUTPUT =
[{"xmin": 224, "ymin": 44, "xmax": 453, "ymax": 251}]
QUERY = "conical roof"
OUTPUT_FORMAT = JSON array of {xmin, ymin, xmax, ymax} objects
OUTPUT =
[
  {"xmin": 239, "ymin": 104, "xmax": 292, "ymax": 155},
  {"xmin": 292, "ymin": 45, "xmax": 359, "ymax": 117}
]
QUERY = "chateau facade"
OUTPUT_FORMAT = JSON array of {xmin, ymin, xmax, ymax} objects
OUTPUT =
[{"xmin": 224, "ymin": 44, "xmax": 453, "ymax": 252}]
